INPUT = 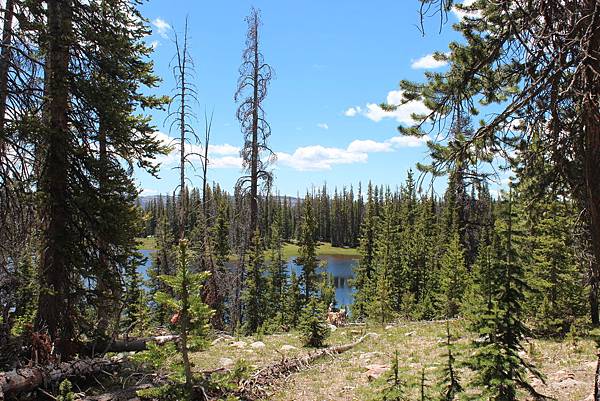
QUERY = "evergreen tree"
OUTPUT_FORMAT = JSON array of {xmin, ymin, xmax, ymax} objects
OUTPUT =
[
  {"xmin": 296, "ymin": 194, "xmax": 319, "ymax": 300},
  {"xmin": 526, "ymin": 198, "xmax": 586, "ymax": 335},
  {"xmin": 466, "ymin": 189, "xmax": 544, "ymax": 400},
  {"xmin": 438, "ymin": 322, "xmax": 462, "ymax": 401},
  {"xmin": 267, "ymin": 215, "xmax": 287, "ymax": 326},
  {"xmin": 154, "ymin": 239, "xmax": 212, "ymax": 390},
  {"xmin": 242, "ymin": 229, "xmax": 267, "ymax": 334},
  {"xmin": 299, "ymin": 297, "xmax": 330, "ymax": 348},
  {"xmin": 367, "ymin": 190, "xmax": 398, "ymax": 324},
  {"xmin": 286, "ymin": 271, "xmax": 303, "ymax": 328},
  {"xmin": 439, "ymin": 232, "xmax": 468, "ymax": 318},
  {"xmin": 354, "ymin": 182, "xmax": 377, "ymax": 318}
]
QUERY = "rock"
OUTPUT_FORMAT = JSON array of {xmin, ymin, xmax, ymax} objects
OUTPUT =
[
  {"xmin": 211, "ymin": 337, "xmax": 230, "ymax": 346},
  {"xmin": 280, "ymin": 345, "xmax": 297, "ymax": 352},
  {"xmin": 405, "ymin": 331, "xmax": 416, "ymax": 336},
  {"xmin": 230, "ymin": 341, "xmax": 247, "ymax": 348},
  {"xmin": 364, "ymin": 364, "xmax": 389, "ymax": 381},
  {"xmin": 219, "ymin": 357, "xmax": 234, "ymax": 367},
  {"xmin": 250, "ymin": 341, "xmax": 265, "ymax": 349},
  {"xmin": 329, "ymin": 324, "xmax": 337, "ymax": 332},
  {"xmin": 582, "ymin": 394, "xmax": 594, "ymax": 401},
  {"xmin": 385, "ymin": 325, "xmax": 394, "ymax": 330}
]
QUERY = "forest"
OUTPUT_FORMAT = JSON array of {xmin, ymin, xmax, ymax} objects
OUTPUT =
[{"xmin": 1, "ymin": 0, "xmax": 600, "ymax": 400}]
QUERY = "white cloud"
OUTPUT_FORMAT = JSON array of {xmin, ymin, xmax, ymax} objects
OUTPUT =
[
  {"xmin": 317, "ymin": 123, "xmax": 329, "ymax": 130},
  {"xmin": 277, "ymin": 146, "xmax": 367, "ymax": 171},
  {"xmin": 388, "ymin": 135, "xmax": 429, "ymax": 148},
  {"xmin": 276, "ymin": 134, "xmax": 431, "ymax": 172},
  {"xmin": 347, "ymin": 139, "xmax": 392, "ymax": 153},
  {"xmin": 153, "ymin": 131, "xmax": 241, "ymax": 169},
  {"xmin": 452, "ymin": 0, "xmax": 481, "ymax": 20},
  {"xmin": 152, "ymin": 18, "xmax": 171, "ymax": 39},
  {"xmin": 361, "ymin": 90, "xmax": 429, "ymax": 124},
  {"xmin": 150, "ymin": 40, "xmax": 159, "ymax": 50},
  {"xmin": 411, "ymin": 53, "xmax": 448, "ymax": 69},
  {"xmin": 344, "ymin": 106, "xmax": 361, "ymax": 117}
]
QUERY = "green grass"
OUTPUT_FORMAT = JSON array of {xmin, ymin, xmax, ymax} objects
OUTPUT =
[
  {"xmin": 136, "ymin": 236, "xmax": 157, "ymax": 250},
  {"xmin": 136, "ymin": 237, "xmax": 359, "ymax": 259},
  {"xmin": 282, "ymin": 241, "xmax": 359, "ymax": 260}
]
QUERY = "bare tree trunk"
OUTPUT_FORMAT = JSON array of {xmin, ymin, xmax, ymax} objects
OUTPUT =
[
  {"xmin": 583, "ymin": 0, "xmax": 600, "ymax": 327},
  {"xmin": 36, "ymin": 0, "xmax": 74, "ymax": 355},
  {"xmin": 0, "ymin": 0, "xmax": 14, "ymax": 132},
  {"xmin": 250, "ymin": 15, "xmax": 259, "ymax": 234}
]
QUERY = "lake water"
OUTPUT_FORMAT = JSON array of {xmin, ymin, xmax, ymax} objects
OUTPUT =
[{"xmin": 138, "ymin": 250, "xmax": 357, "ymax": 308}]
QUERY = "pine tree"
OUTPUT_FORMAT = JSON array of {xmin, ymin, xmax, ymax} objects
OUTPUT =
[
  {"xmin": 267, "ymin": 215, "xmax": 287, "ymax": 326},
  {"xmin": 154, "ymin": 239, "xmax": 212, "ymax": 391},
  {"xmin": 354, "ymin": 181, "xmax": 377, "ymax": 319},
  {"xmin": 367, "ymin": 190, "xmax": 397, "ymax": 324},
  {"xmin": 526, "ymin": 198, "xmax": 586, "ymax": 335},
  {"xmin": 438, "ymin": 322, "xmax": 462, "ymax": 401},
  {"xmin": 439, "ymin": 232, "xmax": 468, "ymax": 318},
  {"xmin": 286, "ymin": 271, "xmax": 303, "ymax": 329},
  {"xmin": 466, "ymin": 189, "xmax": 545, "ymax": 400},
  {"xmin": 296, "ymin": 194, "xmax": 319, "ymax": 300},
  {"xmin": 299, "ymin": 296, "xmax": 330, "ymax": 348},
  {"xmin": 242, "ymin": 229, "xmax": 267, "ymax": 334}
]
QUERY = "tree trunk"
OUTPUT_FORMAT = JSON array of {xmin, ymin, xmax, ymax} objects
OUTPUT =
[
  {"xmin": 0, "ymin": 0, "xmax": 14, "ymax": 132},
  {"xmin": 36, "ymin": 0, "xmax": 74, "ymax": 354},
  {"xmin": 0, "ymin": 357, "xmax": 121, "ymax": 399},
  {"xmin": 250, "ymin": 14, "xmax": 259, "ymax": 234},
  {"xmin": 583, "ymin": 0, "xmax": 600, "ymax": 327},
  {"xmin": 596, "ymin": 352, "xmax": 600, "ymax": 401},
  {"xmin": 82, "ymin": 335, "xmax": 180, "ymax": 354}
]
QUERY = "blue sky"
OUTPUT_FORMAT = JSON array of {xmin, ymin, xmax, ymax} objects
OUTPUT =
[{"xmin": 135, "ymin": 0, "xmax": 475, "ymax": 198}]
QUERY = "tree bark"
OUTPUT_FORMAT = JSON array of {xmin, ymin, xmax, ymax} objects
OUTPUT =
[
  {"xmin": 0, "ymin": 357, "xmax": 121, "ymax": 399},
  {"xmin": 583, "ymin": 0, "xmax": 600, "ymax": 327},
  {"xmin": 36, "ymin": 0, "xmax": 74, "ymax": 354},
  {"xmin": 82, "ymin": 335, "xmax": 180, "ymax": 354},
  {"xmin": 0, "ymin": 0, "xmax": 14, "ymax": 133}
]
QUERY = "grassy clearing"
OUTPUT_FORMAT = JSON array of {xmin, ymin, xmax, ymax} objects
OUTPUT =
[
  {"xmin": 188, "ymin": 320, "xmax": 596, "ymax": 401},
  {"xmin": 136, "ymin": 236, "xmax": 157, "ymax": 250},
  {"xmin": 281, "ymin": 241, "xmax": 359, "ymax": 260}
]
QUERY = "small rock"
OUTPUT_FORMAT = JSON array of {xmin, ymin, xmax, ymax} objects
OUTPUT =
[
  {"xmin": 219, "ymin": 357, "xmax": 234, "ymax": 367},
  {"xmin": 230, "ymin": 340, "xmax": 247, "ymax": 348},
  {"xmin": 250, "ymin": 341, "xmax": 265, "ymax": 349},
  {"xmin": 329, "ymin": 324, "xmax": 337, "ymax": 332},
  {"xmin": 211, "ymin": 337, "xmax": 227, "ymax": 346},
  {"xmin": 405, "ymin": 331, "xmax": 416, "ymax": 336},
  {"xmin": 364, "ymin": 364, "xmax": 389, "ymax": 381},
  {"xmin": 280, "ymin": 345, "xmax": 297, "ymax": 352},
  {"xmin": 385, "ymin": 325, "xmax": 394, "ymax": 330}
]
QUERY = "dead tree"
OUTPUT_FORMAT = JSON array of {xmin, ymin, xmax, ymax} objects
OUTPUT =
[
  {"xmin": 234, "ymin": 7, "xmax": 275, "ymax": 235},
  {"xmin": 166, "ymin": 17, "xmax": 201, "ymax": 240}
]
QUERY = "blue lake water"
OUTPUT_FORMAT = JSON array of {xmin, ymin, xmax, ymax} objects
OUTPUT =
[{"xmin": 138, "ymin": 250, "xmax": 357, "ymax": 308}]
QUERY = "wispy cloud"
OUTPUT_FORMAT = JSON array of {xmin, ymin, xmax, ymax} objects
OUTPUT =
[
  {"xmin": 344, "ymin": 107, "xmax": 361, "ymax": 117},
  {"xmin": 317, "ymin": 123, "xmax": 329, "ymax": 130},
  {"xmin": 152, "ymin": 18, "xmax": 171, "ymax": 39},
  {"xmin": 411, "ymin": 53, "xmax": 448, "ymax": 69}
]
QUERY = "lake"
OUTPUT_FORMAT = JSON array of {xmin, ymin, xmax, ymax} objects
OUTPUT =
[{"xmin": 138, "ymin": 250, "xmax": 357, "ymax": 308}]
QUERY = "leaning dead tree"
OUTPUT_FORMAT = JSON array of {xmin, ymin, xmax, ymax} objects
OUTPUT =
[{"xmin": 234, "ymin": 7, "xmax": 275, "ymax": 235}]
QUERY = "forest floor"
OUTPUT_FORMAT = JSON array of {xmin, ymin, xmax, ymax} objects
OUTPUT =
[{"xmin": 187, "ymin": 319, "xmax": 596, "ymax": 401}]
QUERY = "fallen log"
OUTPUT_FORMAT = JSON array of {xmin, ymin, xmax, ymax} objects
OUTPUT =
[
  {"xmin": 238, "ymin": 332, "xmax": 376, "ymax": 400},
  {"xmin": 84, "ymin": 335, "xmax": 180, "ymax": 354},
  {"xmin": 0, "ymin": 357, "xmax": 123, "ymax": 400}
]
